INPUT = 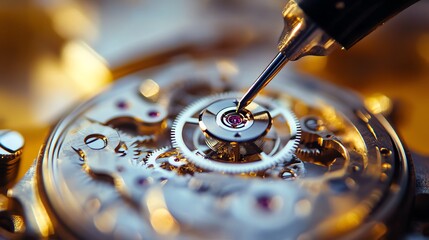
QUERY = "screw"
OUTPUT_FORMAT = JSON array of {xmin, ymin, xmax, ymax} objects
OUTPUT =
[
  {"xmin": 84, "ymin": 134, "xmax": 107, "ymax": 150},
  {"xmin": 0, "ymin": 130, "xmax": 24, "ymax": 188}
]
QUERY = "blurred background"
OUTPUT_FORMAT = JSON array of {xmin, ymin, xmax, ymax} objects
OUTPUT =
[{"xmin": 0, "ymin": 0, "xmax": 428, "ymax": 181}]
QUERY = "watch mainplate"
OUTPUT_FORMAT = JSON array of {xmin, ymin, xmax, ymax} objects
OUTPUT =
[{"xmin": 38, "ymin": 59, "xmax": 410, "ymax": 239}]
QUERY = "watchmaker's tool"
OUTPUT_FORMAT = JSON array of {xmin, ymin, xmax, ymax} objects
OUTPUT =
[{"xmin": 237, "ymin": 0, "xmax": 420, "ymax": 111}]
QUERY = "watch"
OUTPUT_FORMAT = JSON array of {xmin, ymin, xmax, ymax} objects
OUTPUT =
[
  {"xmin": 1, "ymin": 47, "xmax": 427, "ymax": 239},
  {"xmin": 1, "ymin": 0, "xmax": 429, "ymax": 239}
]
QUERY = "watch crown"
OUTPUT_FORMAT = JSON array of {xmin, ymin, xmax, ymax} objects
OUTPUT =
[{"xmin": 0, "ymin": 130, "xmax": 24, "ymax": 189}]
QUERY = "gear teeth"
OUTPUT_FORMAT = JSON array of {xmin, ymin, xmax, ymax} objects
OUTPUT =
[
  {"xmin": 171, "ymin": 92, "xmax": 301, "ymax": 174},
  {"xmin": 296, "ymin": 147, "xmax": 322, "ymax": 158},
  {"xmin": 145, "ymin": 146, "xmax": 190, "ymax": 177},
  {"xmin": 171, "ymin": 92, "xmax": 241, "ymax": 149},
  {"xmin": 114, "ymin": 129, "xmax": 156, "ymax": 165},
  {"xmin": 146, "ymin": 146, "xmax": 171, "ymax": 163}
]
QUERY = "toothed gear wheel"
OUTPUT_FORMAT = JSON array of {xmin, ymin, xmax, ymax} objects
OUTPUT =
[
  {"xmin": 145, "ymin": 146, "xmax": 195, "ymax": 177},
  {"xmin": 171, "ymin": 92, "xmax": 301, "ymax": 173},
  {"xmin": 115, "ymin": 130, "xmax": 155, "ymax": 165},
  {"xmin": 296, "ymin": 147, "xmax": 322, "ymax": 158},
  {"xmin": 264, "ymin": 158, "xmax": 306, "ymax": 179}
]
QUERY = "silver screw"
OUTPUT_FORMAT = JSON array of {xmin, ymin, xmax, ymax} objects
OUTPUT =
[{"xmin": 0, "ymin": 130, "xmax": 24, "ymax": 188}]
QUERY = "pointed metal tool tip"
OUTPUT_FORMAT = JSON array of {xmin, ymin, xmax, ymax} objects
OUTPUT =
[
  {"xmin": 235, "ymin": 100, "xmax": 245, "ymax": 112},
  {"xmin": 235, "ymin": 52, "xmax": 289, "ymax": 113}
]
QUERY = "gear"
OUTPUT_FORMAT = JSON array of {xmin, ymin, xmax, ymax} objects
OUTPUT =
[
  {"xmin": 171, "ymin": 93, "xmax": 301, "ymax": 174},
  {"xmin": 145, "ymin": 146, "xmax": 197, "ymax": 177},
  {"xmin": 69, "ymin": 122, "xmax": 157, "ymax": 169},
  {"xmin": 264, "ymin": 157, "xmax": 306, "ymax": 180},
  {"xmin": 115, "ymin": 130, "xmax": 155, "ymax": 165},
  {"xmin": 296, "ymin": 116, "xmax": 348, "ymax": 167},
  {"xmin": 296, "ymin": 147, "xmax": 322, "ymax": 159}
]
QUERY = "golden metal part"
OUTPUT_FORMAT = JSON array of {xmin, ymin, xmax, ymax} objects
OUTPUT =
[
  {"xmin": 140, "ymin": 79, "xmax": 160, "ymax": 102},
  {"xmin": 364, "ymin": 93, "xmax": 393, "ymax": 116}
]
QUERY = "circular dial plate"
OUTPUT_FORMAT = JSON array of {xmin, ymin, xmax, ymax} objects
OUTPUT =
[{"xmin": 39, "ymin": 59, "xmax": 409, "ymax": 240}]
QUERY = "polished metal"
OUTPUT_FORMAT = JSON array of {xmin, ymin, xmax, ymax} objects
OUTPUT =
[
  {"xmin": 237, "ymin": 0, "xmax": 340, "ymax": 112},
  {"xmin": 236, "ymin": 52, "xmax": 288, "ymax": 111},
  {"xmin": 174, "ymin": 92, "xmax": 300, "ymax": 173},
  {"xmin": 202, "ymin": 98, "xmax": 272, "ymax": 142},
  {"xmin": 0, "ymin": 130, "xmax": 24, "ymax": 188},
  {"xmin": 0, "ymin": 56, "xmax": 410, "ymax": 239},
  {"xmin": 0, "ymin": 1, "xmax": 426, "ymax": 239},
  {"xmin": 277, "ymin": 0, "xmax": 340, "ymax": 59}
]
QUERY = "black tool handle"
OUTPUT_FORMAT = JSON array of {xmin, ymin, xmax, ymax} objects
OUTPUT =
[{"xmin": 297, "ymin": 0, "xmax": 420, "ymax": 48}]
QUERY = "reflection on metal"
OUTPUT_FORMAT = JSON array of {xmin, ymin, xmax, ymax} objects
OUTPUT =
[
  {"xmin": 8, "ymin": 161, "xmax": 54, "ymax": 238},
  {"xmin": 10, "ymin": 59, "xmax": 407, "ymax": 239},
  {"xmin": 30, "ymin": 40, "xmax": 112, "ymax": 125},
  {"xmin": 10, "ymin": 215, "xmax": 25, "ymax": 233},
  {"xmin": 0, "ymin": 130, "xmax": 24, "ymax": 188},
  {"xmin": 61, "ymin": 41, "xmax": 112, "ymax": 94},
  {"xmin": 278, "ymin": 0, "xmax": 339, "ymax": 60},
  {"xmin": 140, "ymin": 79, "xmax": 160, "ymax": 102},
  {"xmin": 0, "ymin": 0, "xmax": 425, "ymax": 239},
  {"xmin": 0, "ymin": 194, "xmax": 7, "ymax": 211},
  {"xmin": 146, "ymin": 188, "xmax": 179, "ymax": 236},
  {"xmin": 172, "ymin": 93, "xmax": 300, "ymax": 173},
  {"xmin": 296, "ymin": 55, "xmax": 328, "ymax": 72},
  {"xmin": 364, "ymin": 94, "xmax": 392, "ymax": 116}
]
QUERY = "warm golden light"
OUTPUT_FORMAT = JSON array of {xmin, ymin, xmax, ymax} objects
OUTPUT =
[
  {"xmin": 61, "ymin": 41, "xmax": 112, "ymax": 94},
  {"xmin": 278, "ymin": 21, "xmax": 303, "ymax": 51},
  {"xmin": 146, "ymin": 188, "xmax": 179, "ymax": 236},
  {"xmin": 139, "ymin": 79, "xmax": 160, "ymax": 102},
  {"xmin": 28, "ymin": 194, "xmax": 54, "ymax": 237},
  {"xmin": 0, "ymin": 194, "xmax": 8, "ymax": 211},
  {"xmin": 319, "ymin": 103, "xmax": 343, "ymax": 130},
  {"xmin": 364, "ymin": 93, "xmax": 392, "ymax": 115},
  {"xmin": 11, "ymin": 215, "xmax": 25, "ymax": 233},
  {"xmin": 31, "ymin": 55, "xmax": 75, "ymax": 124},
  {"xmin": 216, "ymin": 60, "xmax": 239, "ymax": 78},
  {"xmin": 370, "ymin": 223, "xmax": 387, "ymax": 239},
  {"xmin": 50, "ymin": 3, "xmax": 98, "ymax": 40},
  {"xmin": 297, "ymin": 56, "xmax": 328, "ymax": 72},
  {"xmin": 343, "ymin": 212, "xmax": 362, "ymax": 228},
  {"xmin": 416, "ymin": 33, "xmax": 429, "ymax": 63},
  {"xmin": 150, "ymin": 208, "xmax": 178, "ymax": 235},
  {"xmin": 30, "ymin": 41, "xmax": 112, "ymax": 125}
]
